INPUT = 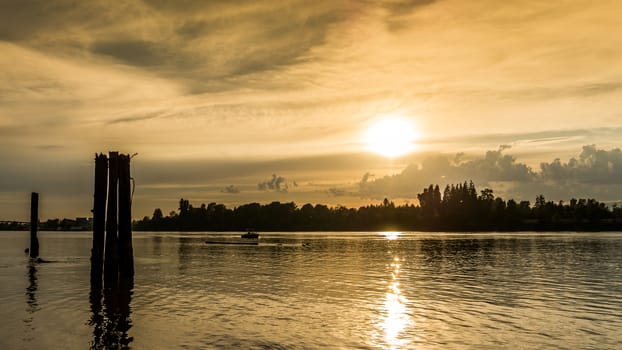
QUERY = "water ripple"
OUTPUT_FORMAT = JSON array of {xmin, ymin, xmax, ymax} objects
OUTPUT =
[{"xmin": 1, "ymin": 232, "xmax": 622, "ymax": 349}]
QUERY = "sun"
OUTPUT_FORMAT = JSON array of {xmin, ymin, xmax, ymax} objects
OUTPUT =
[{"xmin": 364, "ymin": 118, "xmax": 416, "ymax": 157}]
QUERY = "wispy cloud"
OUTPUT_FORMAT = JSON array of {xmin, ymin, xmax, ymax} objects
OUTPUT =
[
  {"xmin": 35, "ymin": 144, "xmax": 64, "ymax": 150},
  {"xmin": 221, "ymin": 185, "xmax": 241, "ymax": 194},
  {"xmin": 107, "ymin": 111, "xmax": 167, "ymax": 125}
]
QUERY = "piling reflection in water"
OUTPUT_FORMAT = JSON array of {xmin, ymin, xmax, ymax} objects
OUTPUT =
[
  {"xmin": 89, "ymin": 278, "xmax": 134, "ymax": 349},
  {"xmin": 26, "ymin": 263, "xmax": 38, "ymax": 312},
  {"xmin": 24, "ymin": 263, "xmax": 39, "ymax": 343}
]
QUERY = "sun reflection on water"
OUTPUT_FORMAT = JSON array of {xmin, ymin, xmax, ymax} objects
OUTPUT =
[
  {"xmin": 374, "ymin": 256, "xmax": 412, "ymax": 349},
  {"xmin": 383, "ymin": 231, "xmax": 401, "ymax": 240}
]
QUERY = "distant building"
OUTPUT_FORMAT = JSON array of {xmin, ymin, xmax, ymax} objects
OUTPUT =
[{"xmin": 59, "ymin": 217, "xmax": 93, "ymax": 231}]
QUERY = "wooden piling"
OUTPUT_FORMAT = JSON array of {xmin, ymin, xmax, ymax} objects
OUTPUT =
[
  {"xmin": 104, "ymin": 152, "xmax": 119, "ymax": 285},
  {"xmin": 29, "ymin": 192, "xmax": 39, "ymax": 259},
  {"xmin": 118, "ymin": 154, "xmax": 134, "ymax": 279},
  {"xmin": 91, "ymin": 154, "xmax": 108, "ymax": 285}
]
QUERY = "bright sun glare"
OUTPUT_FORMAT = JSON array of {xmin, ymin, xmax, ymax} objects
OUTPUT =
[{"xmin": 364, "ymin": 118, "xmax": 416, "ymax": 158}]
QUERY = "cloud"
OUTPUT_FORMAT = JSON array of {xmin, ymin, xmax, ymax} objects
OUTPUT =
[
  {"xmin": 258, "ymin": 174, "xmax": 289, "ymax": 193},
  {"xmin": 35, "ymin": 144, "xmax": 64, "ymax": 150},
  {"xmin": 383, "ymin": 0, "xmax": 440, "ymax": 30},
  {"xmin": 1, "ymin": 0, "xmax": 351, "ymax": 93},
  {"xmin": 327, "ymin": 186, "xmax": 359, "ymax": 197},
  {"xmin": 420, "ymin": 127, "xmax": 622, "ymax": 152},
  {"xmin": 221, "ymin": 185, "xmax": 240, "ymax": 194},
  {"xmin": 457, "ymin": 147, "xmax": 534, "ymax": 182},
  {"xmin": 540, "ymin": 145, "xmax": 622, "ymax": 185},
  {"xmin": 327, "ymin": 187, "xmax": 348, "ymax": 196},
  {"xmin": 91, "ymin": 39, "xmax": 173, "ymax": 67},
  {"xmin": 383, "ymin": 0, "xmax": 438, "ymax": 13},
  {"xmin": 3, "ymin": 0, "xmax": 622, "ymax": 219},
  {"xmin": 332, "ymin": 145, "xmax": 622, "ymax": 203},
  {"xmin": 107, "ymin": 111, "xmax": 168, "ymax": 125},
  {"xmin": 0, "ymin": 0, "xmax": 79, "ymax": 41}
]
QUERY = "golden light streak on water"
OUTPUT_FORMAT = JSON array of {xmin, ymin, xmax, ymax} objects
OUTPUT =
[
  {"xmin": 376, "ymin": 256, "xmax": 412, "ymax": 349},
  {"xmin": 383, "ymin": 231, "xmax": 401, "ymax": 240}
]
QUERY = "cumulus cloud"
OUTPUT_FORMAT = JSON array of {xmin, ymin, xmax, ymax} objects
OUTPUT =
[
  {"xmin": 258, "ymin": 174, "xmax": 289, "ymax": 193},
  {"xmin": 333, "ymin": 145, "xmax": 622, "ymax": 203},
  {"xmin": 540, "ymin": 145, "xmax": 622, "ymax": 185},
  {"xmin": 344, "ymin": 146, "xmax": 534, "ymax": 200}
]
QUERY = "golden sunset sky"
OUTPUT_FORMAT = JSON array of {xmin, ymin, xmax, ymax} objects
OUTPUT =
[{"xmin": 1, "ymin": 0, "xmax": 622, "ymax": 220}]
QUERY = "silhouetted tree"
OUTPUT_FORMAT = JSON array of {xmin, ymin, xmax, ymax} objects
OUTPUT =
[{"xmin": 130, "ymin": 183, "xmax": 622, "ymax": 232}]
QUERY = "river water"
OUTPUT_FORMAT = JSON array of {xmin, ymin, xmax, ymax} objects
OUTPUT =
[{"xmin": 0, "ymin": 231, "xmax": 621, "ymax": 349}]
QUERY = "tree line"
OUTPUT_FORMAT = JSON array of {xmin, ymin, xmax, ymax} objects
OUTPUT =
[{"xmin": 133, "ymin": 181, "xmax": 622, "ymax": 231}]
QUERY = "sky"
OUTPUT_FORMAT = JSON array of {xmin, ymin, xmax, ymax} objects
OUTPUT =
[{"xmin": 1, "ymin": 0, "xmax": 622, "ymax": 221}]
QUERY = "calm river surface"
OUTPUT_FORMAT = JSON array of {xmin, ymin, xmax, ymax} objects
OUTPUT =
[{"xmin": 1, "ymin": 231, "xmax": 621, "ymax": 349}]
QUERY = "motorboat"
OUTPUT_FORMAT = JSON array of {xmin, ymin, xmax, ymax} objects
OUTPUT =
[
  {"xmin": 240, "ymin": 231, "xmax": 259, "ymax": 239},
  {"xmin": 205, "ymin": 231, "xmax": 259, "ymax": 245}
]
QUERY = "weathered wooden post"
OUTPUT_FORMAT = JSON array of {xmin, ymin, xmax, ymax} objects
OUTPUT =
[
  {"xmin": 118, "ymin": 154, "xmax": 134, "ymax": 279},
  {"xmin": 91, "ymin": 154, "xmax": 108, "ymax": 285},
  {"xmin": 104, "ymin": 151, "xmax": 119, "ymax": 285},
  {"xmin": 29, "ymin": 192, "xmax": 39, "ymax": 259},
  {"xmin": 89, "ymin": 151, "xmax": 135, "ymax": 347}
]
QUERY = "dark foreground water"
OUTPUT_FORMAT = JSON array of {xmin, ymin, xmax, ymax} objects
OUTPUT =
[{"xmin": 1, "ymin": 231, "xmax": 621, "ymax": 349}]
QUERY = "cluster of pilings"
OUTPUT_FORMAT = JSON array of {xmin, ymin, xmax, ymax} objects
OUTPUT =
[{"xmin": 91, "ymin": 152, "xmax": 134, "ymax": 287}]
